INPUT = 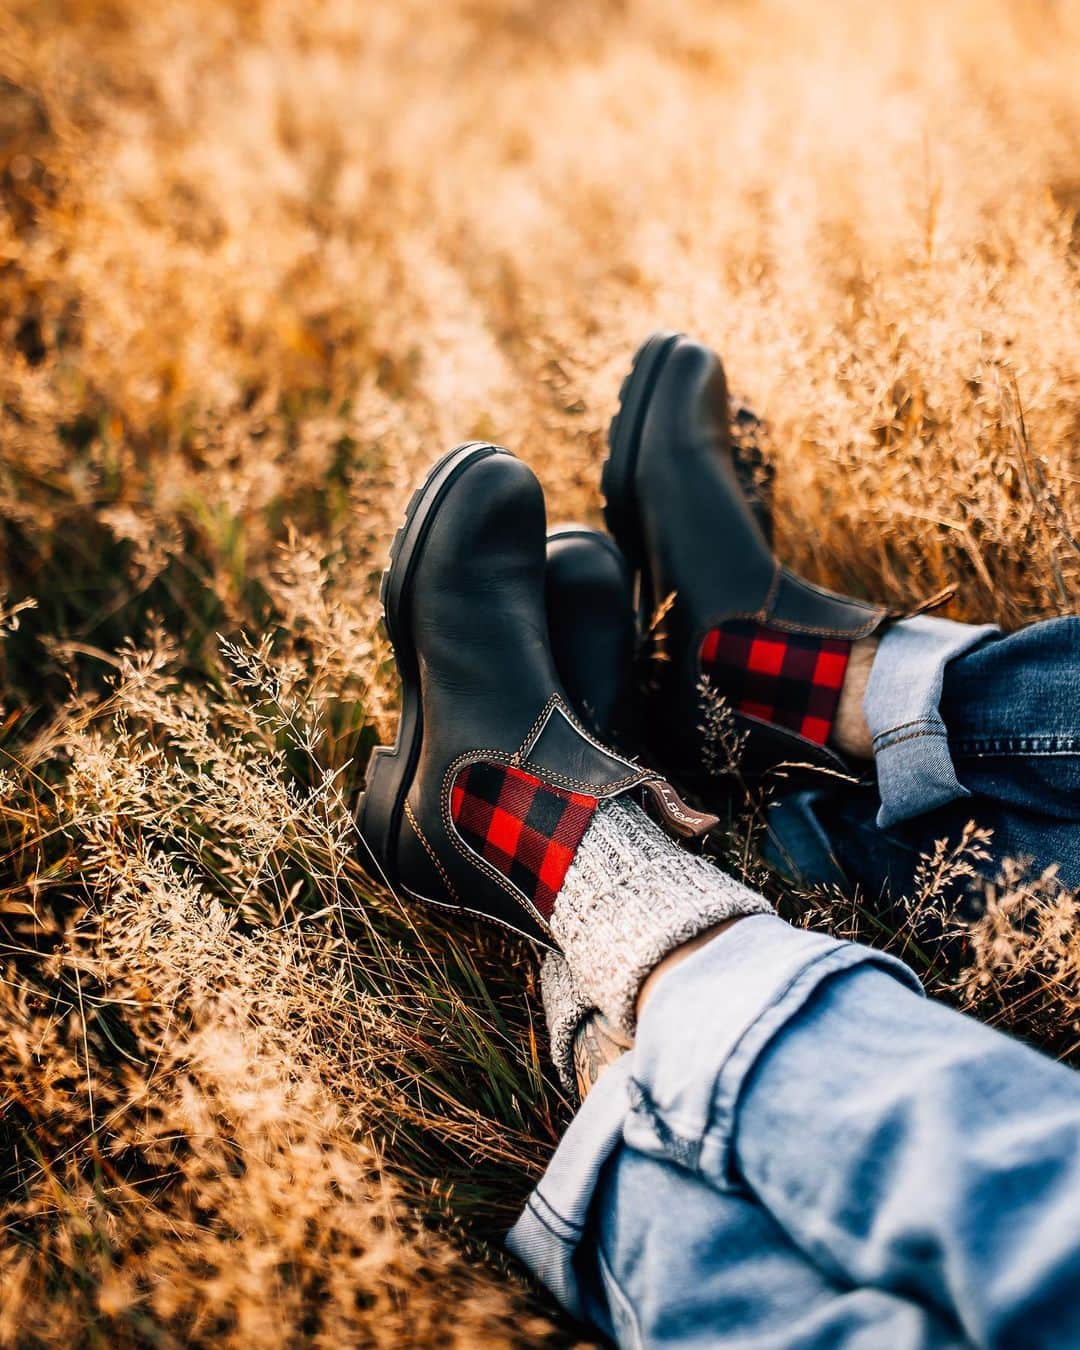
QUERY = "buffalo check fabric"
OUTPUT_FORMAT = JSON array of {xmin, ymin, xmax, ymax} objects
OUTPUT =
[
  {"xmin": 450, "ymin": 761, "xmax": 598, "ymax": 920},
  {"xmin": 700, "ymin": 619, "xmax": 851, "ymax": 745}
]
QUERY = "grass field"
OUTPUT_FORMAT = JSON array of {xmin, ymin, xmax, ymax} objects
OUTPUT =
[{"xmin": 1, "ymin": 0, "xmax": 1078, "ymax": 1343}]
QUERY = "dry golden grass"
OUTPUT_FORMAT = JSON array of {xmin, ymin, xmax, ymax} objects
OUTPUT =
[{"xmin": 0, "ymin": 0, "xmax": 1077, "ymax": 1343}]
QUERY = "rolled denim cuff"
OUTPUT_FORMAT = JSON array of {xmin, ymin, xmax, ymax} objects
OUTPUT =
[
  {"xmin": 508, "ymin": 916, "xmax": 921, "ymax": 1317},
  {"xmin": 623, "ymin": 915, "xmax": 922, "ymax": 1186},
  {"xmin": 865, "ymin": 615, "xmax": 999, "ymax": 828},
  {"xmin": 507, "ymin": 1056, "xmax": 633, "ymax": 1318}
]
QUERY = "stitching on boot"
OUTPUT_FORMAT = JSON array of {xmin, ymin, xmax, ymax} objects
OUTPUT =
[
  {"xmin": 449, "ymin": 760, "xmax": 597, "ymax": 920},
  {"xmin": 446, "ymin": 746, "xmax": 644, "ymax": 797},
  {"xmin": 716, "ymin": 611, "xmax": 885, "ymax": 640},
  {"xmin": 518, "ymin": 693, "xmax": 645, "ymax": 779},
  {"xmin": 438, "ymin": 733, "xmax": 647, "ymax": 929},
  {"xmin": 401, "ymin": 882, "xmax": 558, "ymax": 946},
  {"xmin": 403, "ymin": 799, "xmax": 459, "ymax": 904},
  {"xmin": 440, "ymin": 763, "xmax": 555, "ymax": 936},
  {"xmin": 754, "ymin": 558, "xmax": 783, "ymax": 621}
]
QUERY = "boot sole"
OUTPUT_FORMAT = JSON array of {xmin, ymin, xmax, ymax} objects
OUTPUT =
[
  {"xmin": 602, "ymin": 330, "xmax": 681, "ymax": 570},
  {"xmin": 357, "ymin": 441, "xmax": 506, "ymax": 887},
  {"xmin": 603, "ymin": 331, "xmax": 681, "ymax": 632}
]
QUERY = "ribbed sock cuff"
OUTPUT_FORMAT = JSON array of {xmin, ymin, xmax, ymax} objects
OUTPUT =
[
  {"xmin": 550, "ymin": 797, "xmax": 773, "ymax": 1034},
  {"xmin": 540, "ymin": 952, "xmax": 592, "ymax": 1096}
]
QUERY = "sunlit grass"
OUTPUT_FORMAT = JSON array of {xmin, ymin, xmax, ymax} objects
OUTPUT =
[{"xmin": 1, "ymin": 0, "xmax": 1078, "ymax": 1342}]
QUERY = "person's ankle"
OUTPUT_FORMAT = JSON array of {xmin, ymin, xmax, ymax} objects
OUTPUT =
[
  {"xmin": 635, "ymin": 916, "xmax": 744, "ymax": 1019},
  {"xmin": 551, "ymin": 798, "xmax": 773, "ymax": 1036},
  {"xmin": 573, "ymin": 1011, "xmax": 633, "ymax": 1100},
  {"xmin": 830, "ymin": 634, "xmax": 878, "ymax": 760}
]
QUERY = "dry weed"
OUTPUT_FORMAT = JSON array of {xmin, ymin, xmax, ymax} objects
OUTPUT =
[{"xmin": 1, "ymin": 0, "xmax": 1077, "ymax": 1342}]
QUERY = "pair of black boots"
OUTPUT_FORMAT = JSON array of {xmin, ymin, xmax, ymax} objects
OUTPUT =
[{"xmin": 359, "ymin": 333, "xmax": 891, "ymax": 947}]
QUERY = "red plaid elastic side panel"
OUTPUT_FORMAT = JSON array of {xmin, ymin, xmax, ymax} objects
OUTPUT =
[
  {"xmin": 699, "ymin": 619, "xmax": 851, "ymax": 745},
  {"xmin": 450, "ymin": 761, "xmax": 598, "ymax": 920}
]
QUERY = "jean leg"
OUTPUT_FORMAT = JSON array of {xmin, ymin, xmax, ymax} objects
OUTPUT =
[
  {"xmin": 629, "ymin": 918, "xmax": 1080, "ymax": 1349},
  {"xmin": 784, "ymin": 775, "xmax": 1080, "ymax": 898},
  {"xmin": 863, "ymin": 615, "xmax": 1000, "ymax": 828},
  {"xmin": 589, "ymin": 1146, "xmax": 962, "ymax": 1348},
  {"xmin": 794, "ymin": 614, "xmax": 1080, "ymax": 893},
  {"xmin": 941, "ymin": 616, "xmax": 1080, "ymax": 821},
  {"xmin": 865, "ymin": 614, "xmax": 1080, "ymax": 831}
]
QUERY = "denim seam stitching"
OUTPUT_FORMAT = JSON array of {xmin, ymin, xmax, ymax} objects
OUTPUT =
[
  {"xmin": 951, "ymin": 736, "xmax": 1080, "ymax": 754},
  {"xmin": 627, "ymin": 1078, "xmax": 703, "ymax": 1171},
  {"xmin": 955, "ymin": 749, "xmax": 1080, "ymax": 758},
  {"xmin": 524, "ymin": 1195, "xmax": 579, "ymax": 1244},
  {"xmin": 873, "ymin": 727, "xmax": 949, "ymax": 750},
  {"xmin": 529, "ymin": 1187, "xmax": 583, "ymax": 1236},
  {"xmin": 873, "ymin": 716, "xmax": 943, "ymax": 740}
]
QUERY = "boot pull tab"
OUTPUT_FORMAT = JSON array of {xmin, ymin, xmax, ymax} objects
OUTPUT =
[{"xmin": 640, "ymin": 778, "xmax": 719, "ymax": 840}]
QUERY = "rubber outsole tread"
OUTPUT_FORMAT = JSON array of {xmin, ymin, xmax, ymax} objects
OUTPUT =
[{"xmin": 601, "ymin": 331, "xmax": 681, "ymax": 571}]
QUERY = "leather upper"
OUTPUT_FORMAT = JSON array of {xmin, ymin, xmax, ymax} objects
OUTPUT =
[
  {"xmin": 632, "ymin": 337, "xmax": 888, "ymax": 778},
  {"xmin": 545, "ymin": 527, "xmax": 635, "ymax": 743}
]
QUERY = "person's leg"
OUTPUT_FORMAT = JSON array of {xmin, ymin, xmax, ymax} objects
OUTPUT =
[
  {"xmin": 768, "ymin": 614, "xmax": 1080, "ymax": 893},
  {"xmin": 361, "ymin": 444, "xmax": 885, "ymax": 1346},
  {"xmin": 834, "ymin": 616, "xmax": 997, "ymax": 819},
  {"xmin": 517, "ymin": 953, "xmax": 964, "ymax": 1348},
  {"xmin": 625, "ymin": 917, "xmax": 1080, "ymax": 1348},
  {"xmin": 940, "ymin": 616, "xmax": 1080, "ymax": 824},
  {"xmin": 585, "ymin": 330, "xmax": 1077, "ymax": 892},
  {"xmin": 527, "ymin": 905, "xmax": 1080, "ymax": 1346},
  {"xmin": 586, "ymin": 1146, "xmax": 964, "ymax": 1348},
  {"xmin": 858, "ymin": 615, "xmax": 1079, "ymax": 843},
  {"xmin": 366, "ymin": 446, "xmax": 1080, "ymax": 1345}
]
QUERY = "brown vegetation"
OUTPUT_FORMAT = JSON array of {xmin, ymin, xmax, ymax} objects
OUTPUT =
[{"xmin": 0, "ymin": 0, "xmax": 1077, "ymax": 1343}]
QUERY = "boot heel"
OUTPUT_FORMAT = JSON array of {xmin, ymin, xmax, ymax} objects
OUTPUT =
[{"xmin": 356, "ymin": 734, "xmax": 411, "ymax": 888}]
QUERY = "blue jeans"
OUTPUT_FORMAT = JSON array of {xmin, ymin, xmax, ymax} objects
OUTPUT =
[
  {"xmin": 509, "ymin": 619, "xmax": 1080, "ymax": 1345},
  {"xmin": 508, "ymin": 917, "xmax": 1080, "ymax": 1347},
  {"xmin": 766, "ymin": 616, "xmax": 1080, "ymax": 893}
]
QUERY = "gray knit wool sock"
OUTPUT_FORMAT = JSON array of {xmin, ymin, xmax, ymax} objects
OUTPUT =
[
  {"xmin": 540, "ymin": 951, "xmax": 592, "ymax": 1095},
  {"xmin": 550, "ymin": 796, "xmax": 773, "ymax": 1035},
  {"xmin": 540, "ymin": 952, "xmax": 636, "ymax": 1099}
]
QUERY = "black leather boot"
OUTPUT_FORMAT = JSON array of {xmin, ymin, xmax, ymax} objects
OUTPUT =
[
  {"xmin": 544, "ymin": 397, "xmax": 774, "ymax": 749},
  {"xmin": 603, "ymin": 332, "xmax": 893, "ymax": 783},
  {"xmin": 358, "ymin": 443, "xmax": 716, "ymax": 947},
  {"xmin": 544, "ymin": 526, "xmax": 635, "ymax": 744}
]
